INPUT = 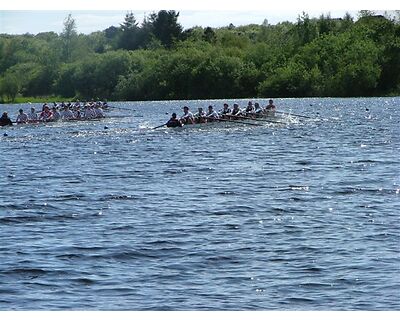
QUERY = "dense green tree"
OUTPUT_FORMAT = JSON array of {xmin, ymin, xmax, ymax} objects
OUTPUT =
[
  {"xmin": 0, "ymin": 73, "xmax": 19, "ymax": 102},
  {"xmin": 1, "ymin": 10, "xmax": 400, "ymax": 101}
]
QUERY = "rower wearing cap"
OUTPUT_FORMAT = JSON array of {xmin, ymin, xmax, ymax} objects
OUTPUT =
[{"xmin": 180, "ymin": 106, "xmax": 194, "ymax": 125}]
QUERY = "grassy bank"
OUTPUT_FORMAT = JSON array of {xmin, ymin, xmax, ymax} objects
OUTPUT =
[{"xmin": 0, "ymin": 95, "xmax": 74, "ymax": 104}]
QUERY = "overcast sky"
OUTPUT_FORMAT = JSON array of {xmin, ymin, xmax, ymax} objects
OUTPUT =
[{"xmin": 0, "ymin": 0, "xmax": 397, "ymax": 35}]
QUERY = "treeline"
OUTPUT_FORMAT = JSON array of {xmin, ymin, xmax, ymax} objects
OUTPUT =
[{"xmin": 1, "ymin": 10, "xmax": 400, "ymax": 102}]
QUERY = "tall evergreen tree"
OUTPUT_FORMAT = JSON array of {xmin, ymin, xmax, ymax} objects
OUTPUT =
[
  {"xmin": 60, "ymin": 14, "xmax": 77, "ymax": 62},
  {"xmin": 147, "ymin": 10, "xmax": 183, "ymax": 48},
  {"xmin": 118, "ymin": 12, "xmax": 141, "ymax": 50}
]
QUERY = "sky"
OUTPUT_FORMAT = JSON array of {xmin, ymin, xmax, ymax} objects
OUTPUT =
[{"xmin": 0, "ymin": 0, "xmax": 397, "ymax": 35}]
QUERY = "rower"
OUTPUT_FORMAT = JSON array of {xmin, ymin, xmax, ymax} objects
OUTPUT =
[
  {"xmin": 180, "ymin": 106, "xmax": 194, "ymax": 125},
  {"xmin": 16, "ymin": 109, "xmax": 29, "ymax": 124},
  {"xmin": 194, "ymin": 107, "xmax": 206, "ymax": 124},
  {"xmin": 28, "ymin": 107, "xmax": 38, "ymax": 122},
  {"xmin": 230, "ymin": 103, "xmax": 243, "ymax": 117},
  {"xmin": 206, "ymin": 105, "xmax": 219, "ymax": 121},
  {"xmin": 94, "ymin": 104, "xmax": 105, "ymax": 118},
  {"xmin": 39, "ymin": 105, "xmax": 53, "ymax": 121},
  {"xmin": 245, "ymin": 101, "xmax": 255, "ymax": 114},
  {"xmin": 166, "ymin": 113, "xmax": 182, "ymax": 127},
  {"xmin": 264, "ymin": 99, "xmax": 276, "ymax": 116},
  {"xmin": 254, "ymin": 102, "xmax": 263, "ymax": 114},
  {"xmin": 73, "ymin": 106, "xmax": 81, "ymax": 119},
  {"xmin": 102, "ymin": 100, "xmax": 109, "ymax": 109},
  {"xmin": 219, "ymin": 103, "xmax": 231, "ymax": 118},
  {"xmin": 52, "ymin": 106, "xmax": 61, "ymax": 121},
  {"xmin": 83, "ymin": 104, "xmax": 95, "ymax": 119},
  {"xmin": 0, "ymin": 112, "xmax": 13, "ymax": 126},
  {"xmin": 60, "ymin": 104, "xmax": 75, "ymax": 120}
]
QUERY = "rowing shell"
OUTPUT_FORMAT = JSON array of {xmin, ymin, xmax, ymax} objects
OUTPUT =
[
  {"xmin": 2, "ymin": 116, "xmax": 125, "ymax": 129},
  {"xmin": 163, "ymin": 112, "xmax": 288, "ymax": 130}
]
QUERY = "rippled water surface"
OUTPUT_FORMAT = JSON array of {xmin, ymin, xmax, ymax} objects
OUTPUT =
[{"xmin": 0, "ymin": 97, "xmax": 399, "ymax": 310}]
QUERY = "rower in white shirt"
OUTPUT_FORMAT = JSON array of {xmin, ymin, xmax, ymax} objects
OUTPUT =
[
  {"xmin": 16, "ymin": 109, "xmax": 29, "ymax": 124},
  {"xmin": 52, "ymin": 107, "xmax": 61, "ymax": 121},
  {"xmin": 83, "ymin": 105, "xmax": 96, "ymax": 119},
  {"xmin": 206, "ymin": 105, "xmax": 219, "ymax": 121},
  {"xmin": 94, "ymin": 105, "xmax": 105, "ymax": 118},
  {"xmin": 180, "ymin": 106, "xmax": 195, "ymax": 125},
  {"xmin": 60, "ymin": 105, "xmax": 75, "ymax": 120},
  {"xmin": 28, "ymin": 107, "xmax": 38, "ymax": 122},
  {"xmin": 230, "ymin": 103, "xmax": 243, "ymax": 116},
  {"xmin": 194, "ymin": 107, "xmax": 206, "ymax": 123}
]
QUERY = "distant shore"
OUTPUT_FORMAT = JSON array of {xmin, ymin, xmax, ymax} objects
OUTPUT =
[{"xmin": 0, "ymin": 96, "xmax": 75, "ymax": 105}]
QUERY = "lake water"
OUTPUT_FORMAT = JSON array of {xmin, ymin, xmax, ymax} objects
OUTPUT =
[{"xmin": 0, "ymin": 97, "xmax": 399, "ymax": 310}]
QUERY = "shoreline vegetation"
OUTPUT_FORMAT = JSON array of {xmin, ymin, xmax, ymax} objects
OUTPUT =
[
  {"xmin": 2, "ymin": 95, "xmax": 74, "ymax": 105},
  {"xmin": 1, "ymin": 10, "xmax": 399, "ymax": 104}
]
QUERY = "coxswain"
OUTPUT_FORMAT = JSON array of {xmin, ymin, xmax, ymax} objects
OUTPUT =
[
  {"xmin": 16, "ymin": 109, "xmax": 29, "ymax": 124},
  {"xmin": 0, "ymin": 112, "xmax": 13, "ymax": 126},
  {"xmin": 39, "ymin": 105, "xmax": 53, "ymax": 121},
  {"xmin": 194, "ymin": 107, "xmax": 207, "ymax": 124},
  {"xmin": 166, "ymin": 113, "xmax": 183, "ymax": 127},
  {"xmin": 206, "ymin": 105, "xmax": 219, "ymax": 121},
  {"xmin": 28, "ymin": 107, "xmax": 38, "ymax": 122},
  {"xmin": 180, "ymin": 106, "xmax": 195, "ymax": 125}
]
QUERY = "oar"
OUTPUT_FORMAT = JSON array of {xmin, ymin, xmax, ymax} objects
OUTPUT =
[
  {"xmin": 205, "ymin": 116, "xmax": 262, "ymax": 126},
  {"xmin": 107, "ymin": 106, "xmax": 135, "ymax": 112},
  {"xmin": 274, "ymin": 111, "xmax": 312, "ymax": 119},
  {"xmin": 152, "ymin": 123, "xmax": 167, "ymax": 130},
  {"xmin": 230, "ymin": 114, "xmax": 285, "ymax": 124}
]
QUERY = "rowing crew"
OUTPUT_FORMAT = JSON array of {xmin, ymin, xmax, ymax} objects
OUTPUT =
[
  {"xmin": 0, "ymin": 103, "xmax": 106, "ymax": 126},
  {"xmin": 166, "ymin": 99, "xmax": 276, "ymax": 127}
]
